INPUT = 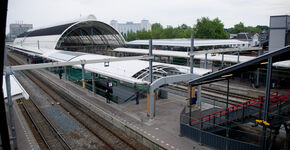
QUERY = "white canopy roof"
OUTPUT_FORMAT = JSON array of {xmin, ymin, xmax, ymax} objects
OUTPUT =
[
  {"xmin": 126, "ymin": 39, "xmax": 250, "ymax": 47},
  {"xmin": 8, "ymin": 44, "xmax": 211, "ymax": 85},
  {"xmin": 112, "ymin": 48, "xmax": 290, "ymax": 68},
  {"xmin": 3, "ymin": 75, "xmax": 29, "ymax": 100}
]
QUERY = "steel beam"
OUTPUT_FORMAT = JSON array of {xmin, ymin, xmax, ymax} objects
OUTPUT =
[
  {"xmin": 260, "ymin": 57, "xmax": 273, "ymax": 150},
  {"xmin": 4, "ymin": 55, "xmax": 154, "ymax": 72},
  {"xmin": 190, "ymin": 34, "xmax": 194, "ymax": 74},
  {"xmin": 149, "ymin": 39, "xmax": 154, "ymax": 119},
  {"xmin": 237, "ymin": 51, "xmax": 240, "ymax": 63},
  {"xmin": 5, "ymin": 73, "xmax": 17, "ymax": 149},
  {"xmin": 226, "ymin": 79, "xmax": 230, "ymax": 121},
  {"xmin": 222, "ymin": 53, "xmax": 224, "ymax": 68},
  {"xmin": 205, "ymin": 53, "xmax": 208, "ymax": 69},
  {"xmin": 92, "ymin": 73, "xmax": 96, "ymax": 94},
  {"xmin": 189, "ymin": 85, "xmax": 192, "ymax": 125}
]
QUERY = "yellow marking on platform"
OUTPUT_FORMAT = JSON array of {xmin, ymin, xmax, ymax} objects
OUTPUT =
[
  {"xmin": 263, "ymin": 121, "xmax": 270, "ymax": 126},
  {"xmin": 82, "ymin": 81, "xmax": 86, "ymax": 88}
]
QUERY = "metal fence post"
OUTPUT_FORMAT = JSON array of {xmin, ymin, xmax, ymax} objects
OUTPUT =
[
  {"xmin": 226, "ymin": 128, "xmax": 229, "ymax": 150},
  {"xmin": 189, "ymin": 85, "xmax": 192, "ymax": 126},
  {"xmin": 260, "ymin": 57, "xmax": 273, "ymax": 150},
  {"xmin": 226, "ymin": 79, "xmax": 230, "ymax": 121}
]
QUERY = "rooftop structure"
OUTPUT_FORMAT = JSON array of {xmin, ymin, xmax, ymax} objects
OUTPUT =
[
  {"xmin": 110, "ymin": 20, "xmax": 151, "ymax": 35},
  {"xmin": 112, "ymin": 47, "xmax": 290, "ymax": 68},
  {"xmin": 14, "ymin": 15, "xmax": 125, "ymax": 52},
  {"xmin": 269, "ymin": 15, "xmax": 290, "ymax": 51},
  {"xmin": 9, "ymin": 23, "xmax": 33, "ymax": 40},
  {"xmin": 2, "ymin": 75, "xmax": 29, "ymax": 100},
  {"xmin": 9, "ymin": 16, "xmax": 210, "ymax": 85},
  {"xmin": 126, "ymin": 38, "xmax": 251, "ymax": 48}
]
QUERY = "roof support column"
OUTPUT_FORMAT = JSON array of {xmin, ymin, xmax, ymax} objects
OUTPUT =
[
  {"xmin": 237, "ymin": 51, "xmax": 240, "ymax": 63},
  {"xmin": 190, "ymin": 34, "xmax": 194, "ymax": 74},
  {"xmin": 5, "ymin": 72, "xmax": 18, "ymax": 149},
  {"xmin": 149, "ymin": 39, "xmax": 154, "ymax": 119},
  {"xmin": 256, "ymin": 50, "xmax": 262, "ymax": 87},
  {"xmin": 92, "ymin": 73, "xmax": 96, "ymax": 95},
  {"xmin": 81, "ymin": 64, "xmax": 86, "ymax": 88},
  {"xmin": 189, "ymin": 34, "xmax": 195, "ymax": 124},
  {"xmin": 221, "ymin": 53, "xmax": 224, "ymax": 69},
  {"xmin": 205, "ymin": 53, "xmax": 208, "ymax": 69},
  {"xmin": 64, "ymin": 66, "xmax": 67, "ymax": 80},
  {"xmin": 260, "ymin": 57, "xmax": 273, "ymax": 150}
]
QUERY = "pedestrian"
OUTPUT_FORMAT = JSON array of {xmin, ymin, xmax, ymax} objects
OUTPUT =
[
  {"xmin": 106, "ymin": 89, "xmax": 110, "ymax": 103},
  {"xmin": 59, "ymin": 71, "xmax": 62, "ymax": 79},
  {"xmin": 136, "ymin": 91, "xmax": 139, "ymax": 105},
  {"xmin": 250, "ymin": 75, "xmax": 255, "ymax": 88}
]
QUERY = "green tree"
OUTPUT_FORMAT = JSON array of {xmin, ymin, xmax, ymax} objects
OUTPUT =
[
  {"xmin": 256, "ymin": 25, "xmax": 268, "ymax": 31},
  {"xmin": 136, "ymin": 30, "xmax": 152, "ymax": 39},
  {"xmin": 229, "ymin": 22, "xmax": 246, "ymax": 34},
  {"xmin": 245, "ymin": 26, "xmax": 261, "ymax": 33},
  {"xmin": 151, "ymin": 23, "xmax": 163, "ymax": 39},
  {"xmin": 228, "ymin": 22, "xmax": 265, "ymax": 34},
  {"xmin": 151, "ymin": 23, "xmax": 163, "ymax": 31},
  {"xmin": 195, "ymin": 17, "xmax": 229, "ymax": 39}
]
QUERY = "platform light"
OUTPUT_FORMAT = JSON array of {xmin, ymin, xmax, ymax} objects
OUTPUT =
[
  {"xmin": 221, "ymin": 74, "xmax": 233, "ymax": 78},
  {"xmin": 104, "ymin": 61, "xmax": 109, "ymax": 67},
  {"xmin": 260, "ymin": 62, "xmax": 268, "ymax": 65}
]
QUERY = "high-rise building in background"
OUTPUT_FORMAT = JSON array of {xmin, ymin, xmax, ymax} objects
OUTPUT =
[
  {"xmin": 110, "ymin": 20, "xmax": 151, "ymax": 35},
  {"xmin": 9, "ymin": 23, "xmax": 33, "ymax": 40}
]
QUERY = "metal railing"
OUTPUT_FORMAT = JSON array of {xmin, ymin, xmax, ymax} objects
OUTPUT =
[
  {"xmin": 191, "ymin": 92, "xmax": 290, "ymax": 128},
  {"xmin": 180, "ymin": 107, "xmax": 260, "ymax": 150}
]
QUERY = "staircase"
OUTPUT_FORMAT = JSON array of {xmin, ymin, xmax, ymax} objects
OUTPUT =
[{"xmin": 191, "ymin": 92, "xmax": 290, "ymax": 132}]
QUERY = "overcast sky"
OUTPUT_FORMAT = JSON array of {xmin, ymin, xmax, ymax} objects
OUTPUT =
[{"xmin": 6, "ymin": 0, "xmax": 290, "ymax": 33}]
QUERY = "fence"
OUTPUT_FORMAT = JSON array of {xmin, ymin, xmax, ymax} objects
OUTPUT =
[{"xmin": 180, "ymin": 107, "xmax": 260, "ymax": 150}]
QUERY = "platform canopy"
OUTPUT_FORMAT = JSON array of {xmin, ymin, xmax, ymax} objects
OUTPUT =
[
  {"xmin": 189, "ymin": 45, "xmax": 290, "ymax": 85},
  {"xmin": 126, "ymin": 39, "xmax": 250, "ymax": 48},
  {"xmin": 2, "ymin": 75, "xmax": 29, "ymax": 101}
]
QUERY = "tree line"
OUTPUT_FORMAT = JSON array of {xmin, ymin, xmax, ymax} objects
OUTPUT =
[{"xmin": 123, "ymin": 17, "xmax": 268, "ymax": 41}]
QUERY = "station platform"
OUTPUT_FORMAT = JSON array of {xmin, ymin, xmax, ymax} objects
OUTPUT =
[
  {"xmin": 13, "ymin": 102, "xmax": 40, "ymax": 150},
  {"xmin": 35, "ymin": 68, "xmax": 212, "ymax": 150},
  {"xmin": 4, "ymin": 101, "xmax": 40, "ymax": 150},
  {"xmin": 17, "ymin": 67, "xmax": 276, "ymax": 150}
]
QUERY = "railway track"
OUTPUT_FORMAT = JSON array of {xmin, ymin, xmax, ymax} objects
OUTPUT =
[
  {"xmin": 18, "ymin": 95, "xmax": 72, "ymax": 150},
  {"xmin": 8, "ymin": 52, "xmax": 150, "ymax": 150},
  {"xmin": 165, "ymin": 84, "xmax": 256, "ymax": 106}
]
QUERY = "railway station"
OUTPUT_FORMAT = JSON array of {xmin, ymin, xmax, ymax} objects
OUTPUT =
[{"xmin": 1, "ymin": 14, "xmax": 290, "ymax": 150}]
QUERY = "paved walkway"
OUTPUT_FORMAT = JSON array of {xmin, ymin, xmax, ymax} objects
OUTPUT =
[{"xmin": 5, "ymin": 101, "xmax": 41, "ymax": 150}]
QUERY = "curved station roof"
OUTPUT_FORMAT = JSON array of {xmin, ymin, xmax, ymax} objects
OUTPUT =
[
  {"xmin": 14, "ymin": 15, "xmax": 125, "ymax": 52},
  {"xmin": 10, "ymin": 15, "xmax": 211, "ymax": 85}
]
